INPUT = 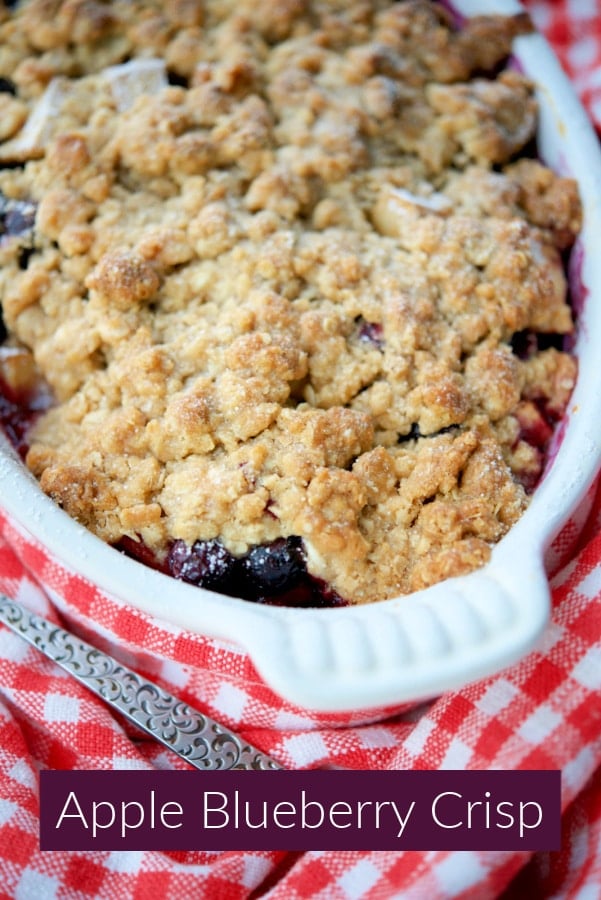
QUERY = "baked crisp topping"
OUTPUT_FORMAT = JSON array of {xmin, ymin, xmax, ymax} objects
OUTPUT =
[{"xmin": 0, "ymin": 1, "xmax": 580, "ymax": 604}]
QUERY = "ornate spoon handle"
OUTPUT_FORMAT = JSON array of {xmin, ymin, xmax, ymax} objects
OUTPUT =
[{"xmin": 0, "ymin": 593, "xmax": 282, "ymax": 771}]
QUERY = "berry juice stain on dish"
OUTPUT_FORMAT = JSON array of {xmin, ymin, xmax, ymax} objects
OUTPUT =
[{"xmin": 117, "ymin": 535, "xmax": 347, "ymax": 607}]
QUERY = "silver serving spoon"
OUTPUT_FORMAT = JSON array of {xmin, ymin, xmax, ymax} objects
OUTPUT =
[{"xmin": 0, "ymin": 593, "xmax": 283, "ymax": 771}]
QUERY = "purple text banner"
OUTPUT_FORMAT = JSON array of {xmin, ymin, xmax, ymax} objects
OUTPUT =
[{"xmin": 40, "ymin": 769, "xmax": 561, "ymax": 851}]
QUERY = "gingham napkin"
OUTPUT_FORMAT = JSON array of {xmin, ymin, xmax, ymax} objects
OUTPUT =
[{"xmin": 1, "ymin": 2, "xmax": 601, "ymax": 898}]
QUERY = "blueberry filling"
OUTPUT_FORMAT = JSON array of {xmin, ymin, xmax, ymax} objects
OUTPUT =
[
  {"xmin": 167, "ymin": 71, "xmax": 189, "ymax": 88},
  {"xmin": 0, "ymin": 392, "xmax": 32, "ymax": 457},
  {"xmin": 355, "ymin": 318, "xmax": 383, "ymax": 349},
  {"xmin": 515, "ymin": 403, "xmax": 553, "ymax": 450},
  {"xmin": 0, "ymin": 77, "xmax": 17, "ymax": 95},
  {"xmin": 168, "ymin": 537, "xmax": 241, "ymax": 593},
  {"xmin": 0, "ymin": 372, "xmax": 46, "ymax": 458},
  {"xmin": 510, "ymin": 330, "xmax": 565, "ymax": 359},
  {"xmin": 0, "ymin": 193, "xmax": 37, "ymax": 241},
  {"xmin": 398, "ymin": 422, "xmax": 460, "ymax": 443},
  {"xmin": 161, "ymin": 535, "xmax": 346, "ymax": 607},
  {"xmin": 241, "ymin": 536, "xmax": 305, "ymax": 594},
  {"xmin": 18, "ymin": 247, "xmax": 34, "ymax": 269}
]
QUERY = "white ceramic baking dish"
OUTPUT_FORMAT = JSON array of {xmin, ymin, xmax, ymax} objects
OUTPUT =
[{"xmin": 1, "ymin": 0, "xmax": 600, "ymax": 715}]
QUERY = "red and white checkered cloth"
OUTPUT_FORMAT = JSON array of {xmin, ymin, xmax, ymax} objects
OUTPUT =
[{"xmin": 1, "ymin": 2, "xmax": 601, "ymax": 898}]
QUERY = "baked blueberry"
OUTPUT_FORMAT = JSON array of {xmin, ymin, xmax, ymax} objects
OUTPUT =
[
  {"xmin": 168, "ymin": 538, "xmax": 241, "ymax": 593},
  {"xmin": 356, "ymin": 318, "xmax": 384, "ymax": 349},
  {"xmin": 0, "ymin": 195, "xmax": 36, "ymax": 239},
  {"xmin": 510, "ymin": 330, "xmax": 565, "ymax": 359},
  {"xmin": 241, "ymin": 536, "xmax": 305, "ymax": 595},
  {"xmin": 0, "ymin": 388, "xmax": 35, "ymax": 458}
]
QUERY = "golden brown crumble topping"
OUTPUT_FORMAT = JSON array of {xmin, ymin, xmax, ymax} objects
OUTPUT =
[{"xmin": 0, "ymin": 0, "xmax": 580, "ymax": 603}]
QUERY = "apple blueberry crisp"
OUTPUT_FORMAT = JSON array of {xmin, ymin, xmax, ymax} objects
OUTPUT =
[{"xmin": 0, "ymin": 0, "xmax": 581, "ymax": 605}]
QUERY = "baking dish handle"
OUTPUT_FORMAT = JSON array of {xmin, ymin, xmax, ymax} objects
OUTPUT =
[{"xmin": 238, "ymin": 544, "xmax": 551, "ymax": 714}]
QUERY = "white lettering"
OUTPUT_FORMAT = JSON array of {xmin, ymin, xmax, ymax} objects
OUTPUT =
[
  {"xmin": 300, "ymin": 791, "xmax": 324, "ymax": 829},
  {"xmin": 56, "ymin": 791, "xmax": 185, "ymax": 837},
  {"xmin": 431, "ymin": 792, "xmax": 462, "ymax": 829},
  {"xmin": 55, "ymin": 792, "xmax": 88, "ymax": 830},
  {"xmin": 273, "ymin": 801, "xmax": 296, "ymax": 829},
  {"xmin": 519, "ymin": 801, "xmax": 543, "ymax": 837},
  {"xmin": 160, "ymin": 802, "xmax": 184, "ymax": 829},
  {"xmin": 92, "ymin": 801, "xmax": 116, "ymax": 838},
  {"xmin": 467, "ymin": 800, "xmax": 482, "ymax": 829},
  {"xmin": 388, "ymin": 800, "xmax": 416, "ymax": 838},
  {"xmin": 496, "ymin": 801, "xmax": 515, "ymax": 829},
  {"xmin": 246, "ymin": 801, "xmax": 268, "ymax": 829},
  {"xmin": 120, "ymin": 801, "xmax": 145, "ymax": 837},
  {"xmin": 467, "ymin": 791, "xmax": 492, "ymax": 829},
  {"xmin": 204, "ymin": 792, "xmax": 229, "ymax": 829},
  {"xmin": 356, "ymin": 800, "xmax": 373, "ymax": 828},
  {"xmin": 329, "ymin": 801, "xmax": 353, "ymax": 828}
]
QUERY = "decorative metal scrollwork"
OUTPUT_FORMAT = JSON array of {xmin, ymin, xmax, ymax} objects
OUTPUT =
[{"xmin": 0, "ymin": 594, "xmax": 282, "ymax": 771}]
